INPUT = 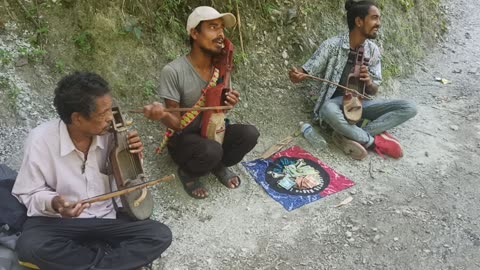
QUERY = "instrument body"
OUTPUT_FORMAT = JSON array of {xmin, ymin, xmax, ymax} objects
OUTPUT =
[
  {"xmin": 200, "ymin": 38, "xmax": 235, "ymax": 143},
  {"xmin": 343, "ymin": 47, "xmax": 370, "ymax": 125},
  {"xmin": 109, "ymin": 106, "xmax": 153, "ymax": 220}
]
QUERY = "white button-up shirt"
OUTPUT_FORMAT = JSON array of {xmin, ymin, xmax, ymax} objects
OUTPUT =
[{"xmin": 12, "ymin": 119, "xmax": 117, "ymax": 218}]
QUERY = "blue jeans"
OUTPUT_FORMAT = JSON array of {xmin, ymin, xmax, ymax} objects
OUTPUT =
[{"xmin": 320, "ymin": 96, "xmax": 417, "ymax": 146}]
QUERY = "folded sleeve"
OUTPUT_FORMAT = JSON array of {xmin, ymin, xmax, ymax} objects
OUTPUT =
[
  {"xmin": 158, "ymin": 64, "xmax": 181, "ymax": 103},
  {"xmin": 302, "ymin": 41, "xmax": 331, "ymax": 76},
  {"xmin": 12, "ymin": 133, "xmax": 59, "ymax": 217}
]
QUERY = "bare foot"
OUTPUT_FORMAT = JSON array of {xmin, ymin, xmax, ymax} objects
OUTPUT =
[
  {"xmin": 185, "ymin": 181, "xmax": 209, "ymax": 198},
  {"xmin": 226, "ymin": 177, "xmax": 240, "ymax": 189}
]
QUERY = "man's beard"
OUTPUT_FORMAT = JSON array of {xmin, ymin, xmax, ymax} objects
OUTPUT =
[{"xmin": 199, "ymin": 45, "xmax": 222, "ymax": 57}]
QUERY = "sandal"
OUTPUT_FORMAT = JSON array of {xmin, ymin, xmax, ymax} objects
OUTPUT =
[
  {"xmin": 178, "ymin": 168, "xmax": 208, "ymax": 199},
  {"xmin": 212, "ymin": 165, "xmax": 241, "ymax": 189},
  {"xmin": 332, "ymin": 132, "xmax": 368, "ymax": 160}
]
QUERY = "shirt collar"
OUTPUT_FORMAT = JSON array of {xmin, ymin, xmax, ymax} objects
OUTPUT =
[
  {"xmin": 59, "ymin": 120, "xmax": 105, "ymax": 157},
  {"xmin": 340, "ymin": 32, "xmax": 367, "ymax": 50}
]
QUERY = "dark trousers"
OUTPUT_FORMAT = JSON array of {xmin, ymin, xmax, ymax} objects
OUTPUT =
[
  {"xmin": 168, "ymin": 124, "xmax": 259, "ymax": 177},
  {"xmin": 16, "ymin": 216, "xmax": 172, "ymax": 270}
]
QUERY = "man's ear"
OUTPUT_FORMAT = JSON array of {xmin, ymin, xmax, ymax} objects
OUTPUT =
[
  {"xmin": 355, "ymin": 17, "xmax": 364, "ymax": 28},
  {"xmin": 190, "ymin": 29, "xmax": 198, "ymax": 41},
  {"xmin": 71, "ymin": 112, "xmax": 83, "ymax": 126}
]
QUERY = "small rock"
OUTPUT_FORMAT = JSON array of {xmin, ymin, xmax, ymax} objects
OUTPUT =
[
  {"xmin": 450, "ymin": 125, "xmax": 459, "ymax": 131},
  {"xmin": 425, "ymin": 151, "xmax": 429, "ymax": 157},
  {"xmin": 346, "ymin": 231, "xmax": 353, "ymax": 238},
  {"xmin": 393, "ymin": 237, "xmax": 399, "ymax": 242},
  {"xmin": 15, "ymin": 57, "xmax": 28, "ymax": 67},
  {"xmin": 352, "ymin": 226, "xmax": 360, "ymax": 232},
  {"xmin": 423, "ymin": 249, "xmax": 431, "ymax": 253},
  {"xmin": 373, "ymin": 235, "xmax": 381, "ymax": 242},
  {"xmin": 465, "ymin": 32, "xmax": 471, "ymax": 39},
  {"xmin": 282, "ymin": 50, "xmax": 288, "ymax": 59},
  {"xmin": 347, "ymin": 238, "xmax": 355, "ymax": 243},
  {"xmin": 452, "ymin": 69, "xmax": 462, "ymax": 74}
]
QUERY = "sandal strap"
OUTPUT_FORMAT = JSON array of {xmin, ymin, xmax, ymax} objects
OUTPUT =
[
  {"xmin": 212, "ymin": 165, "xmax": 240, "ymax": 188},
  {"xmin": 178, "ymin": 168, "xmax": 206, "ymax": 199}
]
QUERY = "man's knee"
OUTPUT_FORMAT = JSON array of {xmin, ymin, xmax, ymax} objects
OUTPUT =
[
  {"xmin": 241, "ymin": 125, "xmax": 260, "ymax": 147},
  {"xmin": 402, "ymin": 100, "xmax": 417, "ymax": 118},
  {"xmin": 15, "ymin": 231, "xmax": 42, "ymax": 263},
  {"xmin": 148, "ymin": 222, "xmax": 172, "ymax": 253},
  {"xmin": 320, "ymin": 102, "xmax": 343, "ymax": 124},
  {"xmin": 200, "ymin": 140, "xmax": 223, "ymax": 163}
]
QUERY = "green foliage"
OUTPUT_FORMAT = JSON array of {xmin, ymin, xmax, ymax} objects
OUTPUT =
[
  {"xmin": 153, "ymin": 9, "xmax": 185, "ymax": 39},
  {"xmin": 166, "ymin": 51, "xmax": 179, "ymax": 62},
  {"xmin": 17, "ymin": 47, "xmax": 47, "ymax": 63},
  {"xmin": 0, "ymin": 49, "xmax": 13, "ymax": 66},
  {"xmin": 0, "ymin": 76, "xmax": 9, "ymax": 90},
  {"xmin": 234, "ymin": 51, "xmax": 250, "ymax": 66},
  {"xmin": 143, "ymin": 80, "xmax": 156, "ymax": 97},
  {"xmin": 124, "ymin": 18, "xmax": 143, "ymax": 40},
  {"xmin": 36, "ymin": 27, "xmax": 49, "ymax": 34},
  {"xmin": 262, "ymin": 3, "xmax": 280, "ymax": 17},
  {"xmin": 3, "ymin": 78, "xmax": 21, "ymax": 111},
  {"xmin": 74, "ymin": 32, "xmax": 94, "ymax": 52},
  {"xmin": 55, "ymin": 60, "xmax": 65, "ymax": 74},
  {"xmin": 399, "ymin": 0, "xmax": 415, "ymax": 11}
]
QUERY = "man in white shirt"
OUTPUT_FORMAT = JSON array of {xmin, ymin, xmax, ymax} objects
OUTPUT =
[{"xmin": 12, "ymin": 72, "xmax": 172, "ymax": 270}]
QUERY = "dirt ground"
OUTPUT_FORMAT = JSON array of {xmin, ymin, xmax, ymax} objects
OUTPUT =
[
  {"xmin": 1, "ymin": 0, "xmax": 479, "ymax": 269},
  {"xmin": 149, "ymin": 0, "xmax": 480, "ymax": 268}
]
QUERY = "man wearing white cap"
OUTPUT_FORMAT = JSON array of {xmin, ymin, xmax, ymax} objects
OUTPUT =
[{"xmin": 143, "ymin": 6, "xmax": 259, "ymax": 199}]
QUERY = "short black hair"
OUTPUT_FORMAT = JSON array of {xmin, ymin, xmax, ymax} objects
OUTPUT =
[
  {"xmin": 53, "ymin": 72, "xmax": 111, "ymax": 124},
  {"xmin": 189, "ymin": 22, "xmax": 204, "ymax": 46},
  {"xmin": 345, "ymin": 0, "xmax": 378, "ymax": 31}
]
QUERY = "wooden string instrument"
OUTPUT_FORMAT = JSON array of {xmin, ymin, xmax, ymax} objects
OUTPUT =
[
  {"xmin": 200, "ymin": 38, "xmax": 235, "ymax": 143},
  {"xmin": 343, "ymin": 47, "xmax": 370, "ymax": 125},
  {"xmin": 108, "ymin": 106, "xmax": 156, "ymax": 220}
]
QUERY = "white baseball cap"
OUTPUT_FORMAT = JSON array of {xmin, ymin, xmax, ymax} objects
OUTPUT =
[{"xmin": 186, "ymin": 6, "xmax": 237, "ymax": 34}]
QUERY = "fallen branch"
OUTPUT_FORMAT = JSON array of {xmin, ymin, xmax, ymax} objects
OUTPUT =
[
  {"xmin": 368, "ymin": 160, "xmax": 375, "ymax": 179},
  {"xmin": 3, "ymin": 0, "xmax": 17, "ymax": 21},
  {"xmin": 259, "ymin": 136, "xmax": 294, "ymax": 160},
  {"xmin": 235, "ymin": 1, "xmax": 245, "ymax": 55},
  {"xmin": 14, "ymin": 0, "xmax": 40, "ymax": 28},
  {"xmin": 431, "ymin": 105, "xmax": 465, "ymax": 117},
  {"xmin": 413, "ymin": 129, "xmax": 436, "ymax": 137}
]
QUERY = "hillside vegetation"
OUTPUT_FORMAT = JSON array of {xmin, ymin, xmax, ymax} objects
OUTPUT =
[{"xmin": 1, "ymin": 0, "xmax": 445, "ymax": 105}]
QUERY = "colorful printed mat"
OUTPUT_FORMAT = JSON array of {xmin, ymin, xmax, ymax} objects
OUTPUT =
[{"xmin": 242, "ymin": 146, "xmax": 355, "ymax": 211}]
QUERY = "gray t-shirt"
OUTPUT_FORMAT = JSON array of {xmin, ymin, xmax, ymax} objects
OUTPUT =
[{"xmin": 158, "ymin": 56, "xmax": 209, "ymax": 132}]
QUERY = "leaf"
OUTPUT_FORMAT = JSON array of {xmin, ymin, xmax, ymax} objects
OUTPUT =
[
  {"xmin": 334, "ymin": 196, "xmax": 353, "ymax": 208},
  {"xmin": 133, "ymin": 27, "xmax": 142, "ymax": 40}
]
